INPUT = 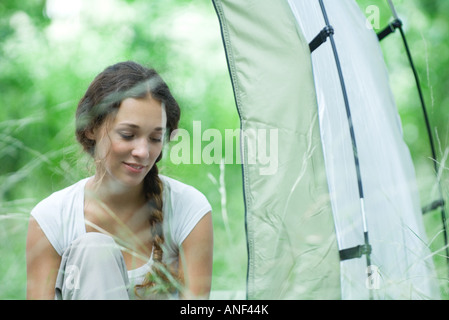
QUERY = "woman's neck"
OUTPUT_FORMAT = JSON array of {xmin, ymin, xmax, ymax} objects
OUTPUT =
[{"xmin": 86, "ymin": 175, "xmax": 146, "ymax": 214}]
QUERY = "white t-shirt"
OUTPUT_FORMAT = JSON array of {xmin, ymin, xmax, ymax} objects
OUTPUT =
[{"xmin": 30, "ymin": 175, "xmax": 212, "ymax": 287}]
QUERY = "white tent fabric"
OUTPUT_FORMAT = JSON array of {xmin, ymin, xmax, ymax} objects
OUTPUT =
[
  {"xmin": 287, "ymin": 0, "xmax": 439, "ymax": 299},
  {"xmin": 214, "ymin": 0, "xmax": 441, "ymax": 299},
  {"xmin": 213, "ymin": 0, "xmax": 341, "ymax": 300}
]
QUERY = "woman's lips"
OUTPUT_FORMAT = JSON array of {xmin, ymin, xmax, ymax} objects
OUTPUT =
[{"xmin": 123, "ymin": 162, "xmax": 147, "ymax": 173}]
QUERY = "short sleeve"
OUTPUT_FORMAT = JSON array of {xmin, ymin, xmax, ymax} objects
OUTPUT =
[
  {"xmin": 30, "ymin": 196, "xmax": 65, "ymax": 255},
  {"xmin": 171, "ymin": 185, "xmax": 212, "ymax": 246},
  {"xmin": 29, "ymin": 178, "xmax": 88, "ymax": 256}
]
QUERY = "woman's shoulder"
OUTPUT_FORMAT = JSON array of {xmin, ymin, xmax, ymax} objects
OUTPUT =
[
  {"xmin": 30, "ymin": 177, "xmax": 90, "ymax": 255},
  {"xmin": 159, "ymin": 174, "xmax": 211, "ymax": 221},
  {"xmin": 159, "ymin": 174, "xmax": 192, "ymax": 191},
  {"xmin": 159, "ymin": 175, "xmax": 208, "ymax": 203},
  {"xmin": 159, "ymin": 175, "xmax": 212, "ymax": 247},
  {"xmin": 31, "ymin": 178, "xmax": 89, "ymax": 213}
]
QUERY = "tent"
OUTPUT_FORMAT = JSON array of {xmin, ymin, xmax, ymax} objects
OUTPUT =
[{"xmin": 212, "ymin": 0, "xmax": 441, "ymax": 299}]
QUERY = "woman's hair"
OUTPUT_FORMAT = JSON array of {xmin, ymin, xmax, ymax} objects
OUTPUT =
[{"xmin": 75, "ymin": 61, "xmax": 181, "ymax": 295}]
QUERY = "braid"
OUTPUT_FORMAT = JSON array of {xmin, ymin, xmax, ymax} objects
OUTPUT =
[{"xmin": 134, "ymin": 163, "xmax": 180, "ymax": 297}]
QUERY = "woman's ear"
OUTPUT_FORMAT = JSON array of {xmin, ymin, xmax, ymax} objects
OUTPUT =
[{"xmin": 85, "ymin": 127, "xmax": 97, "ymax": 141}]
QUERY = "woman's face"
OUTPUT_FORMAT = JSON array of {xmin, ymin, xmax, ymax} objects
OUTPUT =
[{"xmin": 91, "ymin": 95, "xmax": 166, "ymax": 189}]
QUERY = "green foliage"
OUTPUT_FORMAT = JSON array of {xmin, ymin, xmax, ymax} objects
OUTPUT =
[
  {"xmin": 0, "ymin": 0, "xmax": 244, "ymax": 299},
  {"xmin": 1, "ymin": 0, "xmax": 448, "ymax": 299},
  {"xmin": 357, "ymin": 0, "xmax": 449, "ymax": 297}
]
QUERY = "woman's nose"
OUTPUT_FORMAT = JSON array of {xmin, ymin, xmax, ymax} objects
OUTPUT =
[{"xmin": 131, "ymin": 139, "xmax": 150, "ymax": 159}]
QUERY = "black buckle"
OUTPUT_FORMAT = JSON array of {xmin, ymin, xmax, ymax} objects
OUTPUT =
[
  {"xmin": 339, "ymin": 244, "xmax": 372, "ymax": 261},
  {"xmin": 377, "ymin": 18, "xmax": 403, "ymax": 41},
  {"xmin": 422, "ymin": 199, "xmax": 445, "ymax": 214},
  {"xmin": 309, "ymin": 25, "xmax": 334, "ymax": 53}
]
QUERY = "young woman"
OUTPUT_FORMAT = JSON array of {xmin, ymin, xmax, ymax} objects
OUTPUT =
[{"xmin": 26, "ymin": 61, "xmax": 213, "ymax": 299}]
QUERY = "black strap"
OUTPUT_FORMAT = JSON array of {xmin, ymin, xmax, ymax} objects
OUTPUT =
[
  {"xmin": 340, "ymin": 244, "xmax": 372, "ymax": 261},
  {"xmin": 422, "ymin": 199, "xmax": 445, "ymax": 214},
  {"xmin": 377, "ymin": 19, "xmax": 402, "ymax": 41},
  {"xmin": 311, "ymin": 0, "xmax": 373, "ymax": 277},
  {"xmin": 309, "ymin": 25, "xmax": 334, "ymax": 52}
]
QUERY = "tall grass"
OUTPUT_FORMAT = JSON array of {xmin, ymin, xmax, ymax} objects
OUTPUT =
[
  {"xmin": 0, "ymin": 115, "xmax": 247, "ymax": 299},
  {"xmin": 1, "ymin": 0, "xmax": 448, "ymax": 300}
]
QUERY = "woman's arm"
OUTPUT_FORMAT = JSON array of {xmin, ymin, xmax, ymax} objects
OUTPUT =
[
  {"xmin": 178, "ymin": 212, "xmax": 213, "ymax": 299},
  {"xmin": 26, "ymin": 217, "xmax": 61, "ymax": 300}
]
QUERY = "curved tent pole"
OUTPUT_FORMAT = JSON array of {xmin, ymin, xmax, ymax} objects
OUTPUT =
[
  {"xmin": 310, "ymin": 0, "xmax": 373, "ymax": 299},
  {"xmin": 377, "ymin": 0, "xmax": 449, "ymax": 271}
]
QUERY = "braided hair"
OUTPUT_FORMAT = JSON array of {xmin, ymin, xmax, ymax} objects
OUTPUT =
[{"xmin": 75, "ymin": 61, "xmax": 181, "ymax": 295}]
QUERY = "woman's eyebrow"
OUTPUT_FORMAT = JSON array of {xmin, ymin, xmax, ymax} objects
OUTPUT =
[
  {"xmin": 118, "ymin": 122, "xmax": 140, "ymax": 129},
  {"xmin": 117, "ymin": 122, "xmax": 165, "ymax": 131}
]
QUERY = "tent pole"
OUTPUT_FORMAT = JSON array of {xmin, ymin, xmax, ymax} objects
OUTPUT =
[
  {"xmin": 381, "ymin": 0, "xmax": 449, "ymax": 276},
  {"xmin": 314, "ymin": 0, "xmax": 373, "ymax": 299},
  {"xmin": 387, "ymin": 0, "xmax": 399, "ymax": 20}
]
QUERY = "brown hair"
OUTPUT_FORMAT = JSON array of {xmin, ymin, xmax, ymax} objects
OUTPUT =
[{"xmin": 76, "ymin": 61, "xmax": 181, "ymax": 295}]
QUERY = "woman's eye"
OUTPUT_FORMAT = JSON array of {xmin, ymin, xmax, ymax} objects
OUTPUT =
[
  {"xmin": 150, "ymin": 137, "xmax": 162, "ymax": 143},
  {"xmin": 119, "ymin": 132, "xmax": 134, "ymax": 140}
]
